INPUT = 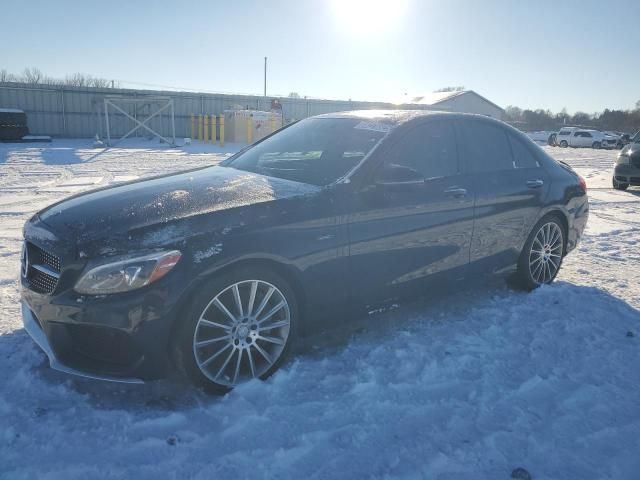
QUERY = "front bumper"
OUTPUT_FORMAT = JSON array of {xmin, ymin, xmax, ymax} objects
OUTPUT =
[
  {"xmin": 20, "ymin": 261, "xmax": 188, "ymax": 383},
  {"xmin": 613, "ymin": 163, "xmax": 640, "ymax": 185},
  {"xmin": 22, "ymin": 301, "xmax": 143, "ymax": 384}
]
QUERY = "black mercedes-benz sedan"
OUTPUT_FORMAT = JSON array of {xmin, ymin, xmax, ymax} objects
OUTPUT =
[{"xmin": 21, "ymin": 110, "xmax": 588, "ymax": 392}]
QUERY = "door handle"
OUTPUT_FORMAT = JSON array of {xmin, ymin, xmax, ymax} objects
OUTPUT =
[
  {"xmin": 444, "ymin": 187, "xmax": 467, "ymax": 197},
  {"xmin": 526, "ymin": 179, "xmax": 544, "ymax": 188}
]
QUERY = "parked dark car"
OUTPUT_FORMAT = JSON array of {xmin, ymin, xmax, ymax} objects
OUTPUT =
[
  {"xmin": 21, "ymin": 111, "xmax": 589, "ymax": 392},
  {"xmin": 613, "ymin": 131, "xmax": 640, "ymax": 190}
]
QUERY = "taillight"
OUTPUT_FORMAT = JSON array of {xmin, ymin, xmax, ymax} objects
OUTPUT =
[{"xmin": 578, "ymin": 175, "xmax": 587, "ymax": 192}]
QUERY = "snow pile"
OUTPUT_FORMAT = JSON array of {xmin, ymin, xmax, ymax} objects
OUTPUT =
[{"xmin": 0, "ymin": 140, "xmax": 639, "ymax": 479}]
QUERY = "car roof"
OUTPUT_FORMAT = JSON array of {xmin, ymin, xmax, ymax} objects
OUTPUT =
[{"xmin": 313, "ymin": 109, "xmax": 500, "ymax": 129}]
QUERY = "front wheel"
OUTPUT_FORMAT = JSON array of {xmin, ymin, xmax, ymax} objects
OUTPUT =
[
  {"xmin": 592, "ymin": 141, "xmax": 601, "ymax": 149},
  {"xmin": 613, "ymin": 177, "xmax": 629, "ymax": 191},
  {"xmin": 516, "ymin": 216, "xmax": 565, "ymax": 290},
  {"xmin": 559, "ymin": 140, "xmax": 568, "ymax": 148},
  {"xmin": 174, "ymin": 268, "xmax": 297, "ymax": 394}
]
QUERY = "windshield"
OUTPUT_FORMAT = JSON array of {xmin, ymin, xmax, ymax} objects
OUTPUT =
[
  {"xmin": 634, "ymin": 131, "xmax": 640, "ymax": 143},
  {"xmin": 225, "ymin": 117, "xmax": 389, "ymax": 185}
]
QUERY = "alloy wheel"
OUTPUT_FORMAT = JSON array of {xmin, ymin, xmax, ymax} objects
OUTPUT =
[
  {"xmin": 192, "ymin": 280, "xmax": 291, "ymax": 387},
  {"xmin": 528, "ymin": 222, "xmax": 563, "ymax": 285}
]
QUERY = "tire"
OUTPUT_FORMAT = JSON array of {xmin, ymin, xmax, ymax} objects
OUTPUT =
[
  {"xmin": 592, "ymin": 141, "xmax": 601, "ymax": 149},
  {"xmin": 613, "ymin": 177, "xmax": 629, "ymax": 191},
  {"xmin": 559, "ymin": 140, "xmax": 568, "ymax": 148},
  {"xmin": 173, "ymin": 267, "xmax": 298, "ymax": 394},
  {"xmin": 516, "ymin": 215, "xmax": 566, "ymax": 291},
  {"xmin": 548, "ymin": 134, "xmax": 557, "ymax": 146}
]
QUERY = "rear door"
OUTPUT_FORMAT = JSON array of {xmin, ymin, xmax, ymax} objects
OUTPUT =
[
  {"xmin": 456, "ymin": 119, "xmax": 549, "ymax": 275},
  {"xmin": 346, "ymin": 119, "xmax": 475, "ymax": 306}
]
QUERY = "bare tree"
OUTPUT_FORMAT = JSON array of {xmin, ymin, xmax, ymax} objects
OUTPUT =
[
  {"xmin": 504, "ymin": 105, "xmax": 523, "ymax": 121},
  {"xmin": 90, "ymin": 77, "xmax": 115, "ymax": 88},
  {"xmin": 22, "ymin": 67, "xmax": 44, "ymax": 84},
  {"xmin": 65, "ymin": 73, "xmax": 89, "ymax": 87},
  {"xmin": 0, "ymin": 69, "xmax": 14, "ymax": 82}
]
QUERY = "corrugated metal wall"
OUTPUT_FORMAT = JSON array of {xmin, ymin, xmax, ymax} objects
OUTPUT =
[{"xmin": 0, "ymin": 82, "xmax": 426, "ymax": 139}]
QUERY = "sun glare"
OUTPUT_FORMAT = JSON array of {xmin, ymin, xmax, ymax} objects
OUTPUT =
[{"xmin": 330, "ymin": 0, "xmax": 409, "ymax": 36}]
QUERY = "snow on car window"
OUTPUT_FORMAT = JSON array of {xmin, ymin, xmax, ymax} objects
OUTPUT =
[{"xmin": 353, "ymin": 121, "xmax": 392, "ymax": 133}]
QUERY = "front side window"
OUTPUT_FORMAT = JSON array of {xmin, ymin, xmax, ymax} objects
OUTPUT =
[
  {"xmin": 559, "ymin": 131, "xmax": 570, "ymax": 136},
  {"xmin": 386, "ymin": 121, "xmax": 458, "ymax": 180},
  {"xmin": 226, "ymin": 118, "xmax": 388, "ymax": 186},
  {"xmin": 458, "ymin": 120, "xmax": 513, "ymax": 173}
]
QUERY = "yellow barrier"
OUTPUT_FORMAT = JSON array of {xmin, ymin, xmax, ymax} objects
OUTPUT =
[
  {"xmin": 210, "ymin": 115, "xmax": 216, "ymax": 144},
  {"xmin": 204, "ymin": 115, "xmax": 209, "ymax": 143},
  {"xmin": 190, "ymin": 114, "xmax": 195, "ymax": 140},
  {"xmin": 246, "ymin": 116, "xmax": 252, "ymax": 144},
  {"xmin": 198, "ymin": 115, "xmax": 203, "ymax": 141},
  {"xmin": 219, "ymin": 115, "xmax": 225, "ymax": 147}
]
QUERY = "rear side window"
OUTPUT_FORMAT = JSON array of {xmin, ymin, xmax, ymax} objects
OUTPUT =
[
  {"xmin": 458, "ymin": 120, "xmax": 513, "ymax": 172},
  {"xmin": 390, "ymin": 121, "xmax": 458, "ymax": 179},
  {"xmin": 508, "ymin": 134, "xmax": 540, "ymax": 168}
]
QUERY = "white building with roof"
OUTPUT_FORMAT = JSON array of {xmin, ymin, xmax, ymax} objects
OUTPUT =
[{"xmin": 399, "ymin": 90, "xmax": 505, "ymax": 119}]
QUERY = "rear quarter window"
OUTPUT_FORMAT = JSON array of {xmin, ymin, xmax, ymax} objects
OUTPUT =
[{"xmin": 508, "ymin": 134, "xmax": 540, "ymax": 168}]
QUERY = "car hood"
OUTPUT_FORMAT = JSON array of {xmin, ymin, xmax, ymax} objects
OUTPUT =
[{"xmin": 37, "ymin": 166, "xmax": 320, "ymax": 243}]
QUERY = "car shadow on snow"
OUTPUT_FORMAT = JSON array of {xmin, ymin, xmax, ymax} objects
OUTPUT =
[
  {"xmin": 7, "ymin": 278, "xmax": 639, "ymax": 413},
  {"xmin": 0, "ymin": 139, "xmax": 241, "ymax": 166}
]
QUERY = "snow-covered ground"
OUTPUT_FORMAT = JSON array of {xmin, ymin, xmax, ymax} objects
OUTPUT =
[{"xmin": 0, "ymin": 140, "xmax": 638, "ymax": 479}]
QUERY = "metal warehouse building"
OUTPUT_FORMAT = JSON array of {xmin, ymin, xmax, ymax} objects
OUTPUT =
[{"xmin": 0, "ymin": 82, "xmax": 503, "ymax": 138}]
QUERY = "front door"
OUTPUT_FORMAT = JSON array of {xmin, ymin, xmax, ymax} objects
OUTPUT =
[{"xmin": 346, "ymin": 119, "xmax": 475, "ymax": 306}]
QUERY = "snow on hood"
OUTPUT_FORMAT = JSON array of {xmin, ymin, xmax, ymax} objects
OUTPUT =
[{"xmin": 36, "ymin": 166, "xmax": 320, "ymax": 243}]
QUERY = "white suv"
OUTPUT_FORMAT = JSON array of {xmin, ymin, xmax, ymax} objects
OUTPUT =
[{"xmin": 555, "ymin": 127, "xmax": 617, "ymax": 149}]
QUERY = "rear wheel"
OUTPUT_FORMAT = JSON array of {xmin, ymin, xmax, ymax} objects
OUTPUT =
[
  {"xmin": 559, "ymin": 140, "xmax": 568, "ymax": 148},
  {"xmin": 613, "ymin": 177, "xmax": 629, "ymax": 191},
  {"xmin": 516, "ymin": 215, "xmax": 565, "ymax": 290},
  {"xmin": 174, "ymin": 268, "xmax": 297, "ymax": 394}
]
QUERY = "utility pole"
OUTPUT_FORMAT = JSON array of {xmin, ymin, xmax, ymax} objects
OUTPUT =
[{"xmin": 264, "ymin": 56, "xmax": 267, "ymax": 97}]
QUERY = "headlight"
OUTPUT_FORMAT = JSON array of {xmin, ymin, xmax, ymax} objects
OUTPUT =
[
  {"xmin": 617, "ymin": 152, "xmax": 630, "ymax": 165},
  {"xmin": 75, "ymin": 250, "xmax": 181, "ymax": 295}
]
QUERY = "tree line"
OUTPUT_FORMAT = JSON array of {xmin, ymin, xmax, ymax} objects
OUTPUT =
[
  {"xmin": 504, "ymin": 103, "xmax": 640, "ymax": 134},
  {"xmin": 0, "ymin": 67, "xmax": 119, "ymax": 89}
]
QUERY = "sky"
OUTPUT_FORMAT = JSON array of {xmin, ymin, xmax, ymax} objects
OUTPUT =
[{"xmin": 2, "ymin": 0, "xmax": 639, "ymax": 113}]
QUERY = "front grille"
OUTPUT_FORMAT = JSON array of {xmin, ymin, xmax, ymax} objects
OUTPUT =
[
  {"xmin": 32, "ymin": 246, "xmax": 61, "ymax": 272},
  {"xmin": 632, "ymin": 157, "xmax": 640, "ymax": 168},
  {"xmin": 23, "ymin": 242, "xmax": 61, "ymax": 294},
  {"xmin": 28, "ymin": 268, "xmax": 59, "ymax": 293}
]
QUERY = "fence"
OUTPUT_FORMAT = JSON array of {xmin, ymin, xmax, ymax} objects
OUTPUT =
[{"xmin": 0, "ymin": 82, "xmax": 430, "ymax": 139}]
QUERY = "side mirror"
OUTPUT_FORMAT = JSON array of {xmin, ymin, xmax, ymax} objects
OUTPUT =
[{"xmin": 376, "ymin": 163, "xmax": 425, "ymax": 187}]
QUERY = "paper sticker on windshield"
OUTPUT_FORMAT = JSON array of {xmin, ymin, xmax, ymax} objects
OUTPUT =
[{"xmin": 354, "ymin": 121, "xmax": 392, "ymax": 133}]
